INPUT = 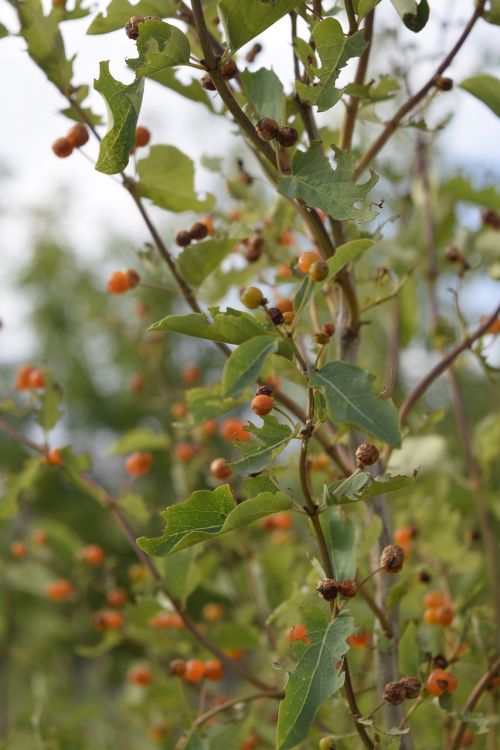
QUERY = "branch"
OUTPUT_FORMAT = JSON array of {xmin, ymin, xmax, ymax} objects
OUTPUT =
[
  {"xmin": 399, "ymin": 303, "xmax": 500, "ymax": 427},
  {"xmin": 353, "ymin": 1, "xmax": 486, "ymax": 180},
  {"xmin": 448, "ymin": 657, "xmax": 500, "ymax": 750},
  {"xmin": 340, "ymin": 9, "xmax": 375, "ymax": 150},
  {"xmin": 344, "ymin": 0, "xmax": 358, "ymax": 35}
]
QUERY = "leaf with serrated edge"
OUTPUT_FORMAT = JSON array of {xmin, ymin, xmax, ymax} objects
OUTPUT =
[
  {"xmin": 218, "ymin": 0, "xmax": 303, "ymax": 51},
  {"xmin": 87, "ymin": 0, "xmax": 176, "ymax": 34},
  {"xmin": 149, "ymin": 309, "xmax": 268, "ymax": 344},
  {"xmin": 230, "ymin": 415, "xmax": 295, "ymax": 475},
  {"xmin": 276, "ymin": 610, "xmax": 353, "ymax": 749},
  {"xmin": 240, "ymin": 68, "xmax": 285, "ymax": 122},
  {"xmin": 127, "ymin": 19, "xmax": 190, "ymax": 79},
  {"xmin": 310, "ymin": 362, "xmax": 401, "ymax": 447},
  {"xmin": 223, "ymin": 336, "xmax": 279, "ymax": 396}
]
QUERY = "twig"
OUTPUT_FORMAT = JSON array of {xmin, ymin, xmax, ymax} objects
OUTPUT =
[
  {"xmin": 353, "ymin": 1, "xmax": 486, "ymax": 180},
  {"xmin": 448, "ymin": 657, "xmax": 500, "ymax": 750},
  {"xmin": 340, "ymin": 9, "xmax": 375, "ymax": 150},
  {"xmin": 344, "ymin": 0, "xmax": 358, "ymax": 35}
]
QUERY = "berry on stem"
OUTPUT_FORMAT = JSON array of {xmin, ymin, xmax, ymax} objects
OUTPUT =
[
  {"xmin": 128, "ymin": 666, "xmax": 152, "ymax": 686},
  {"xmin": 355, "ymin": 443, "xmax": 379, "ymax": 467},
  {"xmin": 52, "ymin": 137, "xmax": 73, "ymax": 158},
  {"xmin": 426, "ymin": 668, "xmax": 457, "ymax": 696},
  {"xmin": 176, "ymin": 230, "xmax": 191, "ymax": 247},
  {"xmin": 221, "ymin": 418, "xmax": 250, "ymax": 442},
  {"xmin": 256, "ymin": 117, "xmax": 279, "ymax": 141},
  {"xmin": 29, "ymin": 368, "xmax": 45, "ymax": 389},
  {"xmin": 285, "ymin": 624, "xmax": 310, "ymax": 643},
  {"xmin": 106, "ymin": 588, "xmax": 127, "ymax": 607},
  {"xmin": 251, "ymin": 393, "xmax": 273, "ymax": 416},
  {"xmin": 125, "ymin": 451, "xmax": 153, "ymax": 477},
  {"xmin": 92, "ymin": 609, "xmax": 124, "ymax": 630},
  {"xmin": 77, "ymin": 544, "xmax": 105, "ymax": 566},
  {"xmin": 107, "ymin": 270, "xmax": 131, "ymax": 294},
  {"xmin": 204, "ymin": 659, "xmax": 224, "ymax": 681},
  {"xmin": 11, "ymin": 541, "xmax": 27, "ymax": 558},
  {"xmin": 316, "ymin": 578, "xmax": 338, "ymax": 601},
  {"xmin": 174, "ymin": 443, "xmax": 196, "ymax": 463},
  {"xmin": 15, "ymin": 364, "xmax": 34, "ymax": 390},
  {"xmin": 383, "ymin": 681, "xmax": 407, "ymax": 705},
  {"xmin": 241, "ymin": 286, "xmax": 264, "ymax": 309},
  {"xmin": 135, "ymin": 126, "xmax": 151, "ymax": 147},
  {"xmin": 276, "ymin": 125, "xmax": 298, "ymax": 147},
  {"xmin": 309, "ymin": 260, "xmax": 328, "ymax": 282},
  {"xmin": 184, "ymin": 658, "xmax": 206, "ymax": 682},
  {"xmin": 210, "ymin": 458, "xmax": 232, "ymax": 480},
  {"xmin": 189, "ymin": 222, "xmax": 209, "ymax": 240},
  {"xmin": 46, "ymin": 579, "xmax": 74, "ymax": 601},
  {"xmin": 298, "ymin": 251, "xmax": 321, "ymax": 274}
]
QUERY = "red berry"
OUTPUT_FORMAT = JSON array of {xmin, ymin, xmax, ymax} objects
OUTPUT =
[
  {"xmin": 125, "ymin": 451, "xmax": 153, "ymax": 477},
  {"xmin": 77, "ymin": 544, "xmax": 105, "ymax": 567},
  {"xmin": 52, "ymin": 137, "xmax": 73, "ymax": 158},
  {"xmin": 67, "ymin": 124, "xmax": 89, "ymax": 148},
  {"xmin": 135, "ymin": 126, "xmax": 151, "ymax": 147},
  {"xmin": 204, "ymin": 659, "xmax": 224, "ymax": 681},
  {"xmin": 426, "ymin": 668, "xmax": 457, "ymax": 696},
  {"xmin": 15, "ymin": 364, "xmax": 34, "ymax": 390},
  {"xmin": 210, "ymin": 458, "xmax": 232, "ymax": 480},
  {"xmin": 184, "ymin": 658, "xmax": 205, "ymax": 682},
  {"xmin": 251, "ymin": 394, "xmax": 273, "ymax": 416},
  {"xmin": 107, "ymin": 270, "xmax": 130, "ymax": 294},
  {"xmin": 128, "ymin": 666, "xmax": 152, "ymax": 685},
  {"xmin": 11, "ymin": 541, "xmax": 27, "ymax": 558},
  {"xmin": 106, "ymin": 588, "xmax": 128, "ymax": 607},
  {"xmin": 28, "ymin": 368, "xmax": 45, "ymax": 389},
  {"xmin": 221, "ymin": 419, "xmax": 250, "ymax": 442},
  {"xmin": 47, "ymin": 579, "xmax": 74, "ymax": 601},
  {"xmin": 285, "ymin": 624, "xmax": 310, "ymax": 643},
  {"xmin": 298, "ymin": 251, "xmax": 321, "ymax": 274},
  {"xmin": 174, "ymin": 443, "xmax": 196, "ymax": 463}
]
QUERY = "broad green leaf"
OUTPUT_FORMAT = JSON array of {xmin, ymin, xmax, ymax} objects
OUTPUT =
[
  {"xmin": 484, "ymin": 0, "xmax": 500, "ymax": 24},
  {"xmin": 211, "ymin": 622, "xmax": 261, "ymax": 649},
  {"xmin": 293, "ymin": 276, "xmax": 314, "ymax": 313},
  {"xmin": 240, "ymin": 68, "xmax": 285, "ymax": 122},
  {"xmin": 87, "ymin": 0, "xmax": 175, "ymax": 34},
  {"xmin": 229, "ymin": 415, "xmax": 295, "ymax": 475},
  {"xmin": 94, "ymin": 61, "xmax": 144, "ymax": 174},
  {"xmin": 136, "ymin": 145, "xmax": 214, "ymax": 212},
  {"xmin": 36, "ymin": 376, "xmax": 63, "ymax": 431},
  {"xmin": 0, "ymin": 458, "xmax": 42, "ymax": 520},
  {"xmin": 137, "ymin": 484, "xmax": 292, "ymax": 555},
  {"xmin": 295, "ymin": 19, "xmax": 366, "ymax": 112},
  {"xmin": 460, "ymin": 75, "xmax": 500, "ymax": 118},
  {"xmin": 441, "ymin": 177, "xmax": 500, "ymax": 211},
  {"xmin": 149, "ymin": 308, "xmax": 267, "ymax": 343},
  {"xmin": 162, "ymin": 548, "xmax": 203, "ymax": 602},
  {"xmin": 183, "ymin": 732, "xmax": 208, "ymax": 750},
  {"xmin": 16, "ymin": 0, "xmax": 73, "ymax": 90},
  {"xmin": 108, "ymin": 427, "xmax": 169, "ymax": 454},
  {"xmin": 278, "ymin": 144, "xmax": 378, "ymax": 222},
  {"xmin": 390, "ymin": 0, "xmax": 429, "ymax": 32},
  {"xmin": 310, "ymin": 362, "xmax": 401, "ymax": 447},
  {"xmin": 329, "ymin": 472, "xmax": 414, "ymax": 504},
  {"xmin": 223, "ymin": 336, "xmax": 279, "ymax": 397},
  {"xmin": 327, "ymin": 239, "xmax": 373, "ymax": 280},
  {"xmin": 127, "ymin": 19, "xmax": 190, "ymax": 79},
  {"xmin": 398, "ymin": 622, "xmax": 419, "ymax": 673},
  {"xmin": 358, "ymin": 0, "xmax": 380, "ymax": 18},
  {"xmin": 178, "ymin": 238, "xmax": 243, "ymax": 286},
  {"xmin": 276, "ymin": 609, "xmax": 353, "ymax": 750},
  {"xmin": 344, "ymin": 74, "xmax": 399, "ymax": 103},
  {"xmin": 187, "ymin": 383, "xmax": 248, "ymax": 422},
  {"xmin": 0, "ymin": 22, "xmax": 8, "ymax": 38},
  {"xmin": 218, "ymin": 0, "xmax": 303, "ymax": 51},
  {"xmin": 321, "ymin": 506, "xmax": 356, "ymax": 580},
  {"xmin": 146, "ymin": 68, "xmax": 215, "ymax": 109}
]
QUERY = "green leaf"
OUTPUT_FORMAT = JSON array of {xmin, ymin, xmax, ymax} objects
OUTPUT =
[
  {"xmin": 0, "ymin": 22, "xmax": 9, "ymax": 38},
  {"xmin": 310, "ymin": 362, "xmax": 401, "ymax": 447},
  {"xmin": 218, "ymin": 0, "xmax": 303, "ymax": 51},
  {"xmin": 87, "ymin": 0, "xmax": 176, "ymax": 34},
  {"xmin": 36, "ymin": 376, "xmax": 63, "ymax": 431},
  {"xmin": 344, "ymin": 74, "xmax": 399, "ymax": 103},
  {"xmin": 137, "ymin": 484, "xmax": 292, "ymax": 555},
  {"xmin": 60, "ymin": 84, "xmax": 103, "ymax": 125},
  {"xmin": 119, "ymin": 492, "xmax": 150, "ymax": 524},
  {"xmin": 187, "ymin": 383, "xmax": 248, "ymax": 422},
  {"xmin": 0, "ymin": 458, "xmax": 42, "ymax": 520},
  {"xmin": 240, "ymin": 68, "xmax": 285, "ymax": 122},
  {"xmin": 162, "ymin": 548, "xmax": 203, "ymax": 602},
  {"xmin": 358, "ymin": 0, "xmax": 380, "ymax": 18},
  {"xmin": 321, "ymin": 506, "xmax": 356, "ymax": 580},
  {"xmin": 484, "ymin": 0, "xmax": 500, "ymax": 24},
  {"xmin": 146, "ymin": 68, "xmax": 215, "ymax": 109},
  {"xmin": 278, "ymin": 144, "xmax": 378, "ymax": 222},
  {"xmin": 108, "ymin": 427, "xmax": 169, "ymax": 454},
  {"xmin": 390, "ymin": 0, "xmax": 430, "ymax": 32},
  {"xmin": 75, "ymin": 632, "xmax": 122, "ymax": 657},
  {"xmin": 94, "ymin": 61, "xmax": 144, "ymax": 174},
  {"xmin": 149, "ymin": 308, "xmax": 268, "ymax": 344},
  {"xmin": 398, "ymin": 622, "xmax": 420, "ymax": 677},
  {"xmin": 127, "ymin": 19, "xmax": 190, "ymax": 79},
  {"xmin": 460, "ymin": 75, "xmax": 500, "ymax": 118},
  {"xmin": 295, "ymin": 19, "xmax": 367, "ymax": 112},
  {"xmin": 223, "ymin": 336, "xmax": 279, "ymax": 397},
  {"xmin": 16, "ymin": 0, "xmax": 73, "ymax": 90},
  {"xmin": 178, "ymin": 238, "xmax": 243, "ymax": 286},
  {"xmin": 441, "ymin": 177, "xmax": 500, "ymax": 211},
  {"xmin": 136, "ymin": 145, "xmax": 215, "ymax": 212},
  {"xmin": 327, "ymin": 239, "xmax": 373, "ymax": 280},
  {"xmin": 329, "ymin": 472, "xmax": 414, "ymax": 504},
  {"xmin": 229, "ymin": 415, "xmax": 295, "ymax": 475},
  {"xmin": 276, "ymin": 610, "xmax": 353, "ymax": 750}
]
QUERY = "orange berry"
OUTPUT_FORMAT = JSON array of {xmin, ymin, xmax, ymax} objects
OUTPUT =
[
  {"xmin": 279, "ymin": 231, "xmax": 295, "ymax": 247},
  {"xmin": 92, "ymin": 609, "xmax": 124, "ymax": 630},
  {"xmin": 309, "ymin": 260, "xmax": 328, "ymax": 282},
  {"xmin": 423, "ymin": 591, "xmax": 444, "ymax": 609},
  {"xmin": 285, "ymin": 624, "xmax": 310, "ymax": 643},
  {"xmin": 273, "ymin": 512, "xmax": 292, "ymax": 530},
  {"xmin": 436, "ymin": 605, "xmax": 454, "ymax": 626},
  {"xmin": 311, "ymin": 454, "xmax": 329, "ymax": 471},
  {"xmin": 11, "ymin": 541, "xmax": 27, "ymax": 558},
  {"xmin": 482, "ymin": 316, "xmax": 500, "ymax": 335},
  {"xmin": 52, "ymin": 137, "xmax": 73, "ymax": 158},
  {"xmin": 241, "ymin": 736, "xmax": 259, "ymax": 750},
  {"xmin": 169, "ymin": 658, "xmax": 186, "ymax": 676},
  {"xmin": 128, "ymin": 666, "xmax": 152, "ymax": 685},
  {"xmin": 426, "ymin": 668, "xmax": 457, "ymax": 696},
  {"xmin": 347, "ymin": 627, "xmax": 371, "ymax": 649},
  {"xmin": 226, "ymin": 649, "xmax": 245, "ymax": 660},
  {"xmin": 298, "ymin": 251, "xmax": 321, "ymax": 274},
  {"xmin": 394, "ymin": 526, "xmax": 413, "ymax": 545},
  {"xmin": 200, "ymin": 419, "xmax": 218, "ymax": 437},
  {"xmin": 202, "ymin": 602, "xmax": 224, "ymax": 622},
  {"xmin": 276, "ymin": 265, "xmax": 293, "ymax": 279},
  {"xmin": 135, "ymin": 126, "xmax": 151, "ymax": 147},
  {"xmin": 106, "ymin": 587, "xmax": 128, "ymax": 607},
  {"xmin": 275, "ymin": 297, "xmax": 293, "ymax": 313},
  {"xmin": 424, "ymin": 608, "xmax": 439, "ymax": 625},
  {"xmin": 174, "ymin": 442, "xmax": 196, "ymax": 463},
  {"xmin": 45, "ymin": 447, "xmax": 63, "ymax": 466},
  {"xmin": 282, "ymin": 311, "xmax": 295, "ymax": 325},
  {"xmin": 28, "ymin": 368, "xmax": 45, "ymax": 389},
  {"xmin": 149, "ymin": 724, "xmax": 170, "ymax": 742},
  {"xmin": 200, "ymin": 215, "xmax": 214, "ymax": 236},
  {"xmin": 171, "ymin": 402, "xmax": 187, "ymax": 419},
  {"xmin": 251, "ymin": 394, "xmax": 273, "ymax": 416},
  {"xmin": 461, "ymin": 730, "xmax": 474, "ymax": 746},
  {"xmin": 15, "ymin": 364, "xmax": 34, "ymax": 390},
  {"xmin": 204, "ymin": 659, "xmax": 224, "ymax": 681},
  {"xmin": 221, "ymin": 418, "xmax": 250, "ymax": 442},
  {"xmin": 66, "ymin": 123, "xmax": 89, "ymax": 148},
  {"xmin": 210, "ymin": 458, "xmax": 232, "ymax": 480},
  {"xmin": 125, "ymin": 451, "xmax": 153, "ymax": 477},
  {"xmin": 149, "ymin": 612, "xmax": 185, "ymax": 629},
  {"xmin": 46, "ymin": 579, "xmax": 74, "ymax": 602},
  {"xmin": 184, "ymin": 658, "xmax": 206, "ymax": 682},
  {"xmin": 32, "ymin": 529, "xmax": 48, "ymax": 545},
  {"xmin": 107, "ymin": 270, "xmax": 130, "ymax": 294},
  {"xmin": 182, "ymin": 364, "xmax": 200, "ymax": 385},
  {"xmin": 77, "ymin": 544, "xmax": 105, "ymax": 567}
]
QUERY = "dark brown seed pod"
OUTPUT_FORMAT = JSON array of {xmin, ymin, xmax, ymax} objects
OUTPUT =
[
  {"xmin": 432, "ymin": 654, "xmax": 449, "ymax": 669},
  {"xmin": 316, "ymin": 579, "xmax": 338, "ymax": 601},
  {"xmin": 444, "ymin": 246, "xmax": 464, "ymax": 263},
  {"xmin": 189, "ymin": 222, "xmax": 209, "ymax": 241},
  {"xmin": 169, "ymin": 658, "xmax": 186, "ymax": 676},
  {"xmin": 126, "ymin": 269, "xmax": 141, "ymax": 288},
  {"xmin": 245, "ymin": 42, "xmax": 263, "ymax": 63},
  {"xmin": 175, "ymin": 230, "xmax": 192, "ymax": 247},
  {"xmin": 355, "ymin": 443, "xmax": 379, "ymax": 467},
  {"xmin": 315, "ymin": 333, "xmax": 330, "ymax": 345},
  {"xmin": 323, "ymin": 323, "xmax": 335, "ymax": 337},
  {"xmin": 256, "ymin": 385, "xmax": 273, "ymax": 397},
  {"xmin": 268, "ymin": 307, "xmax": 284, "ymax": 325},
  {"xmin": 276, "ymin": 125, "xmax": 298, "ymax": 148},
  {"xmin": 481, "ymin": 208, "xmax": 500, "ymax": 230},
  {"xmin": 256, "ymin": 117, "xmax": 279, "ymax": 141},
  {"xmin": 434, "ymin": 76, "xmax": 453, "ymax": 91},
  {"xmin": 125, "ymin": 15, "xmax": 159, "ymax": 39},
  {"xmin": 383, "ymin": 681, "xmax": 407, "ymax": 705},
  {"xmin": 399, "ymin": 676, "xmax": 422, "ymax": 699},
  {"xmin": 418, "ymin": 570, "xmax": 431, "ymax": 583},
  {"xmin": 244, "ymin": 243, "xmax": 261, "ymax": 262},
  {"xmin": 380, "ymin": 544, "xmax": 405, "ymax": 573},
  {"xmin": 201, "ymin": 73, "xmax": 216, "ymax": 91},
  {"xmin": 337, "ymin": 579, "xmax": 358, "ymax": 598},
  {"xmin": 220, "ymin": 58, "xmax": 238, "ymax": 80}
]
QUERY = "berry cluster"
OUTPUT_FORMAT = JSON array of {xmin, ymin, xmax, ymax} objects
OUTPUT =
[
  {"xmin": 175, "ymin": 220, "xmax": 210, "ymax": 247},
  {"xmin": 423, "ymin": 591, "xmax": 455, "ymax": 626},
  {"xmin": 256, "ymin": 117, "xmax": 298, "ymax": 148},
  {"xmin": 201, "ymin": 58, "xmax": 238, "ymax": 90},
  {"xmin": 15, "ymin": 363, "xmax": 46, "ymax": 390},
  {"xmin": 52, "ymin": 123, "xmax": 89, "ymax": 158}
]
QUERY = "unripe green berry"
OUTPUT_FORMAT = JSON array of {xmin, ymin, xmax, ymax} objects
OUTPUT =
[
  {"xmin": 241, "ymin": 287, "xmax": 264, "ymax": 309},
  {"xmin": 309, "ymin": 260, "xmax": 328, "ymax": 282}
]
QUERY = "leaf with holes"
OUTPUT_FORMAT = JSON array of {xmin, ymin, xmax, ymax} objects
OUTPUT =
[
  {"xmin": 230, "ymin": 416, "xmax": 296, "ymax": 475},
  {"xmin": 127, "ymin": 19, "xmax": 190, "ymax": 79}
]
